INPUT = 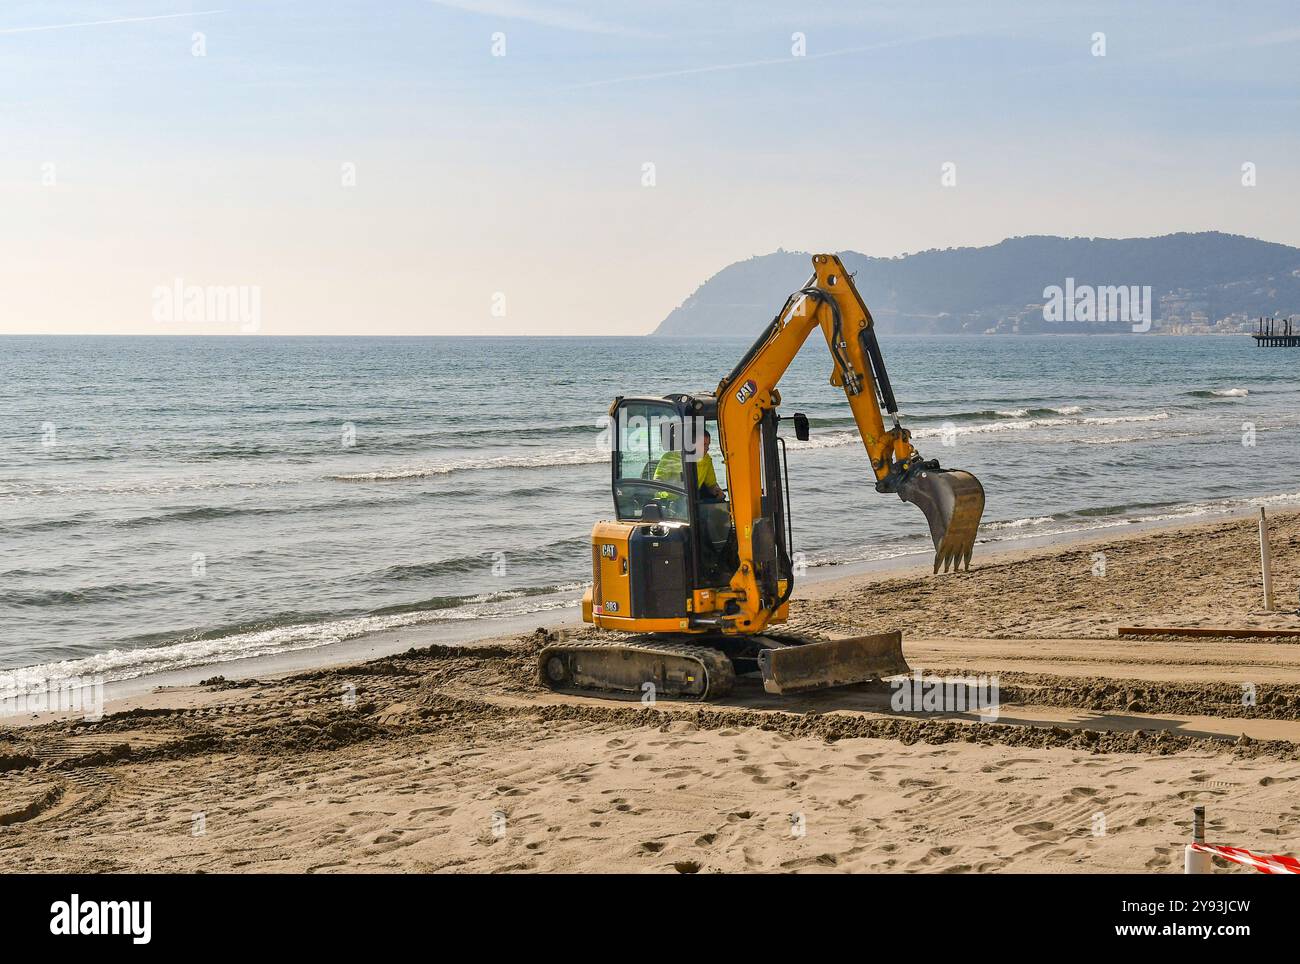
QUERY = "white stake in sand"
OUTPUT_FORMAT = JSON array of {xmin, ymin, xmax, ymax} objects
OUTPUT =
[
  {"xmin": 1259, "ymin": 507, "xmax": 1274, "ymax": 612},
  {"xmin": 1184, "ymin": 805, "xmax": 1211, "ymax": 874}
]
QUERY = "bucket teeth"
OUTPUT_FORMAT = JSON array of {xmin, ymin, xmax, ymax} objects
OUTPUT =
[{"xmin": 934, "ymin": 525, "xmax": 978, "ymax": 573}]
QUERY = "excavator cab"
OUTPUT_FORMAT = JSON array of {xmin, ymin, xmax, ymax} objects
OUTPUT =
[{"xmin": 599, "ymin": 394, "xmax": 753, "ymax": 624}]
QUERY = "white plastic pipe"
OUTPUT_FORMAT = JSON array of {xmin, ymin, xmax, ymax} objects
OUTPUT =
[
  {"xmin": 1260, "ymin": 507, "xmax": 1274, "ymax": 612},
  {"xmin": 1185, "ymin": 805, "xmax": 1211, "ymax": 874},
  {"xmin": 1185, "ymin": 845, "xmax": 1212, "ymax": 874}
]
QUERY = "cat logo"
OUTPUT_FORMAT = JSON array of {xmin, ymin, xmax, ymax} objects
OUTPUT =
[
  {"xmin": 735, "ymin": 379, "xmax": 758, "ymax": 404},
  {"xmin": 600, "ymin": 544, "xmax": 617, "ymax": 559}
]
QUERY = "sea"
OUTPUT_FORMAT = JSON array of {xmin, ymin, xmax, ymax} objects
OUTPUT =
[{"xmin": 3, "ymin": 334, "xmax": 1297, "ymax": 688}]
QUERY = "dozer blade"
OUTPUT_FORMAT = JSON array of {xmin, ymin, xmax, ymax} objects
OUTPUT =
[
  {"xmin": 897, "ymin": 467, "xmax": 986, "ymax": 573},
  {"xmin": 756, "ymin": 631, "xmax": 910, "ymax": 695}
]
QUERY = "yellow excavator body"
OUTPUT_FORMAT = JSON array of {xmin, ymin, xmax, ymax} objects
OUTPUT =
[{"xmin": 544, "ymin": 254, "xmax": 985, "ymax": 700}]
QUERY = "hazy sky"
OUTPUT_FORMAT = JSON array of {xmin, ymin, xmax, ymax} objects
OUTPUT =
[{"xmin": 3, "ymin": 1, "xmax": 1298, "ymax": 335}]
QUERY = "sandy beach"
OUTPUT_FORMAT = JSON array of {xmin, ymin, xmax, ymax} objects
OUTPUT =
[{"xmin": 4, "ymin": 509, "xmax": 1300, "ymax": 874}]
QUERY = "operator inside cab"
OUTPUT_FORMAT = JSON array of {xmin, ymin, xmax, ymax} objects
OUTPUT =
[{"xmin": 653, "ymin": 428, "xmax": 725, "ymax": 502}]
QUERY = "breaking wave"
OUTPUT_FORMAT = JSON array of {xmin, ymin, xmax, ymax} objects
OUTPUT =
[
  {"xmin": 329, "ymin": 447, "xmax": 607, "ymax": 481},
  {"xmin": 800, "ymin": 491, "xmax": 1300, "ymax": 570},
  {"xmin": 0, "ymin": 583, "xmax": 586, "ymax": 691},
  {"xmin": 791, "ymin": 412, "xmax": 1170, "ymax": 449}
]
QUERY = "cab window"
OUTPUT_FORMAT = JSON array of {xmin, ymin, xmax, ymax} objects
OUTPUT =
[
  {"xmin": 613, "ymin": 403, "xmax": 689, "ymax": 522},
  {"xmin": 703, "ymin": 419, "xmax": 726, "ymax": 491}
]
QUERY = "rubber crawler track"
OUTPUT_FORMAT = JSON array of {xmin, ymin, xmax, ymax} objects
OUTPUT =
[{"xmin": 538, "ymin": 640, "xmax": 736, "ymax": 701}]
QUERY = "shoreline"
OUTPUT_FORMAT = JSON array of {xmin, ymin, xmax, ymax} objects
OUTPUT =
[
  {"xmin": 4, "ymin": 502, "xmax": 1300, "ymax": 872},
  {"xmin": 7, "ymin": 496, "xmax": 1298, "ymax": 719}
]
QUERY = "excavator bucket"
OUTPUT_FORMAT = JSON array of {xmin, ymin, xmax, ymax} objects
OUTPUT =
[
  {"xmin": 897, "ymin": 468, "xmax": 986, "ymax": 573},
  {"xmin": 756, "ymin": 631, "xmax": 910, "ymax": 695}
]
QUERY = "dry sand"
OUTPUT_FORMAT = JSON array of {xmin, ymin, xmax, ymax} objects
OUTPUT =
[{"xmin": 3, "ymin": 510, "xmax": 1300, "ymax": 873}]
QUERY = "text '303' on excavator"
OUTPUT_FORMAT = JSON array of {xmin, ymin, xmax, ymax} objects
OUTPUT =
[{"xmin": 539, "ymin": 254, "xmax": 986, "ymax": 701}]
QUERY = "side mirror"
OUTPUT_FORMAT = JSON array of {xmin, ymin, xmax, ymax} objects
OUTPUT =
[{"xmin": 793, "ymin": 413, "xmax": 810, "ymax": 442}]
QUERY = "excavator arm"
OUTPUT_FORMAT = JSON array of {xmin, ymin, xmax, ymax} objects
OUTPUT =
[{"xmin": 715, "ymin": 253, "xmax": 985, "ymax": 632}]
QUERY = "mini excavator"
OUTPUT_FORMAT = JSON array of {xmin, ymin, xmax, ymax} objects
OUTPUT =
[{"xmin": 540, "ymin": 254, "xmax": 985, "ymax": 700}]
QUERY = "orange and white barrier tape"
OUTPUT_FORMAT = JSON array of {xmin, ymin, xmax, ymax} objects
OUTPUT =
[
  {"xmin": 1184, "ymin": 806, "xmax": 1299, "ymax": 874},
  {"xmin": 1189, "ymin": 843, "xmax": 1299, "ymax": 875}
]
